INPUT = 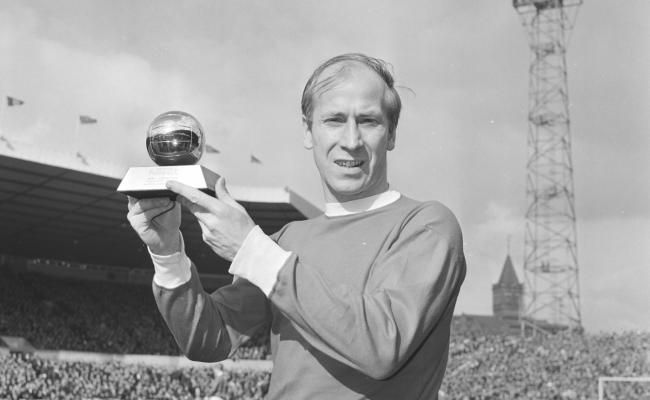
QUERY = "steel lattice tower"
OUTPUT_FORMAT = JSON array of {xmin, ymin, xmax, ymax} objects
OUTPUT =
[{"xmin": 512, "ymin": 0, "xmax": 582, "ymax": 330}]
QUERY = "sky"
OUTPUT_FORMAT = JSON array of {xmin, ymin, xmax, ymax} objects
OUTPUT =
[{"xmin": 0, "ymin": 0, "xmax": 647, "ymax": 333}]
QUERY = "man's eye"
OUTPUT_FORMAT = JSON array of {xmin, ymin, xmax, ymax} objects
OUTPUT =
[
  {"xmin": 324, "ymin": 118, "xmax": 344, "ymax": 124},
  {"xmin": 360, "ymin": 119, "xmax": 379, "ymax": 126}
]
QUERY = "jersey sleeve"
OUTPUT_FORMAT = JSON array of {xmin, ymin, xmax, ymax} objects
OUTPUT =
[
  {"xmin": 152, "ymin": 263, "xmax": 271, "ymax": 362},
  {"xmin": 268, "ymin": 203, "xmax": 466, "ymax": 379}
]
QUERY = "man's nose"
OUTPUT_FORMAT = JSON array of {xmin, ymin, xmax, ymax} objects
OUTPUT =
[{"xmin": 340, "ymin": 121, "xmax": 363, "ymax": 150}]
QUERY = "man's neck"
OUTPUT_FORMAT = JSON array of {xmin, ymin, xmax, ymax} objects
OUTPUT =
[{"xmin": 324, "ymin": 190, "xmax": 401, "ymax": 217}]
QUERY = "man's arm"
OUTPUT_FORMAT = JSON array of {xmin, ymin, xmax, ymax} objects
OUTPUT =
[
  {"xmin": 153, "ymin": 262, "xmax": 271, "ymax": 362},
  {"xmin": 126, "ymin": 184, "xmax": 268, "ymax": 362},
  {"xmin": 232, "ymin": 203, "xmax": 466, "ymax": 380},
  {"xmin": 162, "ymin": 179, "xmax": 465, "ymax": 377}
]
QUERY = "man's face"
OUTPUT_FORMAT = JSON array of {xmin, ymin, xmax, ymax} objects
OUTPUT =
[{"xmin": 303, "ymin": 64, "xmax": 395, "ymax": 203}]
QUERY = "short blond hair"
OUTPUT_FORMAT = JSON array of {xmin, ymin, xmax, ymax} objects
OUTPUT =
[{"xmin": 301, "ymin": 53, "xmax": 402, "ymax": 134}]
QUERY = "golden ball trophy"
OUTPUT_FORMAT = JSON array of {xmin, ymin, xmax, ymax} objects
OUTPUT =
[{"xmin": 117, "ymin": 111, "xmax": 219, "ymax": 199}]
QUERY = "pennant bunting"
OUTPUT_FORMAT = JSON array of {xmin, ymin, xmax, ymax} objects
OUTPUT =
[
  {"xmin": 0, "ymin": 136, "xmax": 15, "ymax": 151},
  {"xmin": 76, "ymin": 152, "xmax": 89, "ymax": 165},
  {"xmin": 7, "ymin": 96, "xmax": 24, "ymax": 107},
  {"xmin": 205, "ymin": 144, "xmax": 220, "ymax": 154},
  {"xmin": 79, "ymin": 115, "xmax": 98, "ymax": 124}
]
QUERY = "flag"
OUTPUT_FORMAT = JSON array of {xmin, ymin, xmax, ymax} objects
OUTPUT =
[
  {"xmin": 0, "ymin": 136, "xmax": 15, "ymax": 151},
  {"xmin": 79, "ymin": 115, "xmax": 98, "ymax": 124},
  {"xmin": 205, "ymin": 144, "xmax": 220, "ymax": 154},
  {"xmin": 7, "ymin": 96, "xmax": 24, "ymax": 106},
  {"xmin": 76, "ymin": 152, "xmax": 88, "ymax": 165},
  {"xmin": 250, "ymin": 154, "xmax": 262, "ymax": 164}
]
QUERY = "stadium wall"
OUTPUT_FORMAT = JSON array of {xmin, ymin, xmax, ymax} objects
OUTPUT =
[
  {"xmin": 1, "ymin": 254, "xmax": 232, "ymax": 290},
  {"xmin": 35, "ymin": 349, "xmax": 272, "ymax": 371}
]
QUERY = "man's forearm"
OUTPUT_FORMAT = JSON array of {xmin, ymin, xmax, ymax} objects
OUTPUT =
[
  {"xmin": 228, "ymin": 214, "xmax": 466, "ymax": 379},
  {"xmin": 229, "ymin": 225, "xmax": 291, "ymax": 295},
  {"xmin": 153, "ymin": 265, "xmax": 233, "ymax": 362},
  {"xmin": 149, "ymin": 232, "xmax": 191, "ymax": 288},
  {"xmin": 150, "ymin": 233, "xmax": 271, "ymax": 362}
]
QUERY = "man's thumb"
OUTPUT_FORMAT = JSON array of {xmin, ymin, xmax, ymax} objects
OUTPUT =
[{"xmin": 215, "ymin": 177, "xmax": 238, "ymax": 207}]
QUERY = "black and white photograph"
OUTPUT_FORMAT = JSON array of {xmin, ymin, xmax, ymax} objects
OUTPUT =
[{"xmin": 0, "ymin": 1, "xmax": 648, "ymax": 399}]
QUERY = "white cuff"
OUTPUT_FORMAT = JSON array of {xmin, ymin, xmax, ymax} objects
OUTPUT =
[
  {"xmin": 229, "ymin": 226, "xmax": 290, "ymax": 296},
  {"xmin": 149, "ymin": 233, "xmax": 192, "ymax": 289}
]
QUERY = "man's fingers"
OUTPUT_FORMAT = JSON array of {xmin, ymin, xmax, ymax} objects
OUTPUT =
[
  {"xmin": 166, "ymin": 181, "xmax": 228, "ymax": 225},
  {"xmin": 127, "ymin": 195, "xmax": 137, "ymax": 210},
  {"xmin": 166, "ymin": 180, "xmax": 215, "ymax": 211},
  {"xmin": 215, "ymin": 177, "xmax": 244, "ymax": 210},
  {"xmin": 166, "ymin": 179, "xmax": 247, "ymax": 227},
  {"xmin": 214, "ymin": 177, "xmax": 229, "ymax": 197},
  {"xmin": 127, "ymin": 202, "xmax": 177, "ymax": 225},
  {"xmin": 140, "ymin": 203, "xmax": 177, "ymax": 221},
  {"xmin": 128, "ymin": 197, "xmax": 174, "ymax": 215},
  {"xmin": 215, "ymin": 177, "xmax": 237, "ymax": 207}
]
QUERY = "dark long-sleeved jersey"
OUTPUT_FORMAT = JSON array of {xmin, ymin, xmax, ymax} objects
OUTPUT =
[{"xmin": 154, "ymin": 195, "xmax": 466, "ymax": 399}]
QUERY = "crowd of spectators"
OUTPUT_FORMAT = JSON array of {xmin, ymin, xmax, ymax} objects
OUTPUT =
[
  {"xmin": 0, "ymin": 269, "xmax": 269, "ymax": 359},
  {"xmin": 1, "ymin": 269, "xmax": 648, "ymax": 399},
  {"xmin": 0, "ymin": 268, "xmax": 180, "ymax": 355},
  {"xmin": 1, "ymin": 332, "xmax": 647, "ymax": 399},
  {"xmin": 0, "ymin": 352, "xmax": 269, "ymax": 400},
  {"xmin": 441, "ymin": 330, "xmax": 650, "ymax": 399}
]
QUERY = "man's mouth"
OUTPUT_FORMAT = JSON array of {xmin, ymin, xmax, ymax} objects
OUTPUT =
[{"xmin": 334, "ymin": 160, "xmax": 364, "ymax": 168}]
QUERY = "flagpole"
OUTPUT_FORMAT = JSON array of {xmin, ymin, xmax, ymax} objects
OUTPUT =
[
  {"xmin": 0, "ymin": 97, "xmax": 11, "ymax": 150},
  {"xmin": 75, "ymin": 116, "xmax": 81, "ymax": 156},
  {"xmin": 1, "ymin": 96, "xmax": 26, "ymax": 148},
  {"xmin": 0, "ymin": 96, "xmax": 5, "ymax": 136}
]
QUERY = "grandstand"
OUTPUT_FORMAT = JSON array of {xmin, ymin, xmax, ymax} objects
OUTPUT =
[
  {"xmin": 0, "ymin": 150, "xmax": 312, "ymax": 399},
  {"xmin": 0, "ymin": 152, "xmax": 320, "ymax": 275},
  {"xmin": 1, "ymin": 153, "xmax": 648, "ymax": 399},
  {"xmin": 2, "ymin": 265, "xmax": 649, "ymax": 399}
]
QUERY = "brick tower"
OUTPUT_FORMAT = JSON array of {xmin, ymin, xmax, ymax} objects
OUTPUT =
[{"xmin": 492, "ymin": 255, "xmax": 523, "ymax": 320}]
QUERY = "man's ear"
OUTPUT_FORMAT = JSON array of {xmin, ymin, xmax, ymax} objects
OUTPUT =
[
  {"xmin": 387, "ymin": 129, "xmax": 396, "ymax": 151},
  {"xmin": 302, "ymin": 116, "xmax": 314, "ymax": 150}
]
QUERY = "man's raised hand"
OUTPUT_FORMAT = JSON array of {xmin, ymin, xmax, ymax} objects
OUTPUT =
[
  {"xmin": 166, "ymin": 177, "xmax": 256, "ymax": 261},
  {"xmin": 127, "ymin": 197, "xmax": 182, "ymax": 255}
]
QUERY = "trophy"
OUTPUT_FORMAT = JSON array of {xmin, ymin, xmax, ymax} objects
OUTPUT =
[{"xmin": 117, "ymin": 111, "xmax": 219, "ymax": 199}]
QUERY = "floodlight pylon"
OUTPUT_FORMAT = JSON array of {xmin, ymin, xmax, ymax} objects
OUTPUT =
[{"xmin": 512, "ymin": 0, "xmax": 582, "ymax": 330}]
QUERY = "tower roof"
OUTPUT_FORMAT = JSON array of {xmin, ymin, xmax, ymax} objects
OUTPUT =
[{"xmin": 497, "ymin": 255, "xmax": 520, "ymax": 286}]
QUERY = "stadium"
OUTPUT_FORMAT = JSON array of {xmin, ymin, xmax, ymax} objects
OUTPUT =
[
  {"xmin": 1, "ymin": 153, "xmax": 648, "ymax": 399},
  {"xmin": 1, "ymin": 1, "xmax": 649, "ymax": 399}
]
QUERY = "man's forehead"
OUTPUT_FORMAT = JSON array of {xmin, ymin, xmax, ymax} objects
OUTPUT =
[
  {"xmin": 317, "ymin": 60, "xmax": 384, "ymax": 85},
  {"xmin": 313, "ymin": 89, "xmax": 387, "ymax": 117},
  {"xmin": 316, "ymin": 97, "xmax": 385, "ymax": 115},
  {"xmin": 312, "ymin": 63, "xmax": 388, "ymax": 110}
]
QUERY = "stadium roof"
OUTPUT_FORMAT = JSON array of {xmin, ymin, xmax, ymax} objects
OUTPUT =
[{"xmin": 0, "ymin": 153, "xmax": 321, "ymax": 274}]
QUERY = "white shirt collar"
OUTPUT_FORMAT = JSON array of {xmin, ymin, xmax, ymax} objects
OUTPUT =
[{"xmin": 324, "ymin": 190, "xmax": 401, "ymax": 217}]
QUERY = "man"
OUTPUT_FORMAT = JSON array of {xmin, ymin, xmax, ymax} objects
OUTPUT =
[{"xmin": 127, "ymin": 53, "xmax": 466, "ymax": 399}]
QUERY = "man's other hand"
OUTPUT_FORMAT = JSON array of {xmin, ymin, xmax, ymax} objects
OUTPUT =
[
  {"xmin": 166, "ymin": 177, "xmax": 255, "ymax": 261},
  {"xmin": 127, "ymin": 197, "xmax": 182, "ymax": 255}
]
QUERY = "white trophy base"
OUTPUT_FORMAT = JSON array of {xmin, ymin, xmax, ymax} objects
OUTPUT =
[{"xmin": 117, "ymin": 165, "xmax": 220, "ymax": 199}]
